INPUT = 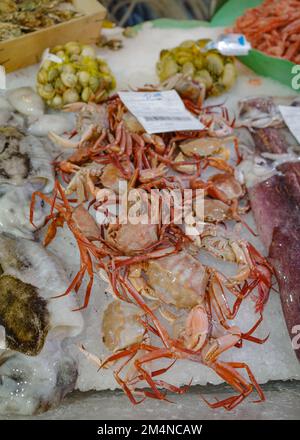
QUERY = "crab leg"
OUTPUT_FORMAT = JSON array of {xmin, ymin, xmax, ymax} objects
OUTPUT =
[
  {"xmin": 134, "ymin": 348, "xmax": 174, "ymax": 401},
  {"xmin": 120, "ymin": 277, "xmax": 172, "ymax": 349},
  {"xmin": 203, "ymin": 361, "xmax": 254, "ymax": 410},
  {"xmin": 225, "ymin": 362, "xmax": 265, "ymax": 405}
]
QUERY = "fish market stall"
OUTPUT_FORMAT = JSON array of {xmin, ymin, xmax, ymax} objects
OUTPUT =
[{"xmin": 0, "ymin": 2, "xmax": 300, "ymax": 420}]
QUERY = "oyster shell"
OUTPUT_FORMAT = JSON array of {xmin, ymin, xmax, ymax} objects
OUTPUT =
[
  {"xmin": 7, "ymin": 87, "xmax": 45, "ymax": 117},
  {"xmin": 0, "ymin": 126, "xmax": 55, "ymax": 192},
  {"xmin": 0, "ymin": 233, "xmax": 83, "ymax": 353},
  {"xmin": 0, "ymin": 233, "xmax": 83, "ymax": 415},
  {"xmin": 0, "ymin": 96, "xmax": 14, "ymax": 125},
  {"xmin": 0, "ymin": 181, "xmax": 47, "ymax": 239},
  {"xmin": 0, "ymin": 109, "xmax": 11, "ymax": 125},
  {"xmin": 0, "ymin": 22, "xmax": 22, "ymax": 42},
  {"xmin": 0, "ymin": 275, "xmax": 50, "ymax": 355},
  {"xmin": 0, "ymin": 340, "xmax": 78, "ymax": 415},
  {"xmin": 28, "ymin": 113, "xmax": 74, "ymax": 137},
  {"xmin": 0, "ymin": 96, "xmax": 13, "ymax": 112},
  {"xmin": 0, "ymin": 94, "xmax": 30, "ymax": 129}
]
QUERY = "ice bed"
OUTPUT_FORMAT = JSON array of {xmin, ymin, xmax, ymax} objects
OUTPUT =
[{"xmin": 1, "ymin": 21, "xmax": 299, "ymax": 419}]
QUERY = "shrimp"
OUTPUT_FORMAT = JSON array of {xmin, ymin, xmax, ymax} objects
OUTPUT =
[{"xmin": 232, "ymin": 0, "xmax": 300, "ymax": 63}]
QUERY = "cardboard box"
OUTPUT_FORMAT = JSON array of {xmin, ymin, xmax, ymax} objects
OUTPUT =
[{"xmin": 0, "ymin": 0, "xmax": 107, "ymax": 72}]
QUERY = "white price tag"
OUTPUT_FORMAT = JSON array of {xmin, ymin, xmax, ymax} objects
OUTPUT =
[
  {"xmin": 0, "ymin": 66, "xmax": 6, "ymax": 90},
  {"xmin": 118, "ymin": 90, "xmax": 204, "ymax": 134},
  {"xmin": 40, "ymin": 48, "xmax": 63, "ymax": 67},
  {"xmin": 206, "ymin": 34, "xmax": 251, "ymax": 56},
  {"xmin": 278, "ymin": 105, "xmax": 300, "ymax": 144}
]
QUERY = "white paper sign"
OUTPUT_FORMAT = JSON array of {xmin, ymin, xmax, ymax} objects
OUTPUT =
[
  {"xmin": 278, "ymin": 105, "xmax": 300, "ymax": 144},
  {"xmin": 0, "ymin": 66, "xmax": 6, "ymax": 90},
  {"xmin": 118, "ymin": 90, "xmax": 204, "ymax": 134}
]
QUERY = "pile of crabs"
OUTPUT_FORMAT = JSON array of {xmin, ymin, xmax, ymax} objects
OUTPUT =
[{"xmin": 31, "ymin": 92, "xmax": 273, "ymax": 411}]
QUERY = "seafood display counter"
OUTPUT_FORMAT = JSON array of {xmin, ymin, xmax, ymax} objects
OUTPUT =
[{"xmin": 0, "ymin": 14, "xmax": 300, "ymax": 420}]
